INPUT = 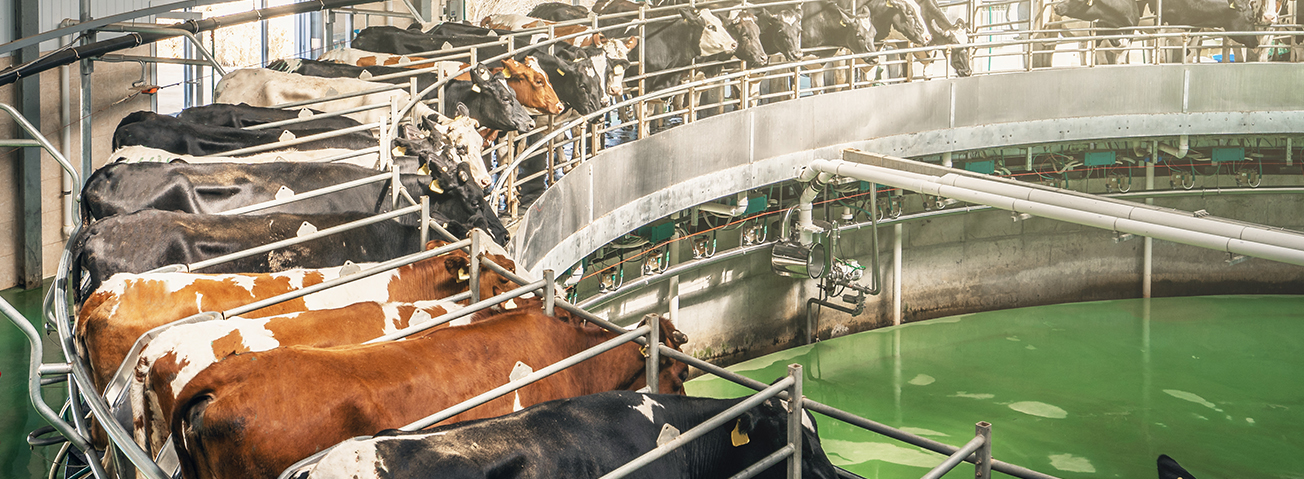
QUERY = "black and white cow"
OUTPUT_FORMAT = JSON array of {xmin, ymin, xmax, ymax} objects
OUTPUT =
[
  {"xmin": 1140, "ymin": 0, "xmax": 1267, "ymax": 48},
  {"xmin": 758, "ymin": 5, "xmax": 805, "ymax": 62},
  {"xmin": 529, "ymin": 2, "xmax": 593, "ymax": 21},
  {"xmin": 79, "ymin": 161, "xmax": 509, "ymax": 245},
  {"xmin": 643, "ymin": 8, "xmax": 739, "ymax": 92},
  {"xmin": 175, "ymin": 103, "xmax": 365, "ymax": 131},
  {"xmin": 111, "ymin": 111, "xmax": 378, "ymax": 157},
  {"xmin": 803, "ymin": 0, "xmax": 878, "ymax": 55},
  {"xmin": 71, "ymin": 210, "xmax": 425, "ymax": 305},
  {"xmin": 294, "ymin": 391, "xmax": 839, "ymax": 479}
]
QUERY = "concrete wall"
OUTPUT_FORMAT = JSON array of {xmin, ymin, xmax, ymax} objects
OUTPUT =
[
  {"xmin": 0, "ymin": 46, "xmax": 154, "ymax": 290},
  {"xmin": 586, "ymin": 188, "xmax": 1304, "ymax": 366}
]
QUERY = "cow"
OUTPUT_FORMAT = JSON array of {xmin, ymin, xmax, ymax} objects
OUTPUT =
[
  {"xmin": 351, "ymin": 24, "xmax": 533, "ymax": 59},
  {"xmin": 442, "ymin": 63, "xmax": 538, "ymax": 133},
  {"xmin": 111, "ymin": 111, "xmax": 378, "ymax": 157},
  {"xmin": 271, "ymin": 57, "xmax": 556, "ymax": 121},
  {"xmin": 529, "ymin": 2, "xmax": 593, "ymax": 21},
  {"xmin": 1049, "ymin": 0, "xmax": 1142, "ymax": 62},
  {"xmin": 170, "ymin": 309, "xmax": 691, "ymax": 479},
  {"xmin": 107, "ymin": 145, "xmax": 384, "ymax": 170},
  {"xmin": 758, "ymin": 5, "xmax": 805, "ymax": 62},
  {"xmin": 803, "ymin": 0, "xmax": 878, "ymax": 55},
  {"xmin": 316, "ymin": 47, "xmax": 442, "ymax": 68},
  {"xmin": 175, "ymin": 103, "xmax": 365, "ymax": 131},
  {"xmin": 79, "ymin": 160, "xmax": 507, "ymax": 245},
  {"xmin": 75, "ymin": 240, "xmax": 517, "ymax": 398},
  {"xmin": 130, "ymin": 298, "xmax": 469, "ymax": 463},
  {"xmin": 482, "ymin": 13, "xmax": 611, "ymax": 48},
  {"xmin": 882, "ymin": 0, "xmax": 972, "ymax": 77},
  {"xmin": 1138, "ymin": 0, "xmax": 1270, "ymax": 48},
  {"xmin": 70, "ymin": 209, "xmax": 431, "ymax": 305},
  {"xmin": 294, "ymin": 391, "xmax": 839, "ymax": 479},
  {"xmin": 213, "ymin": 68, "xmax": 438, "ymax": 126},
  {"xmin": 643, "ymin": 8, "xmax": 739, "ymax": 92},
  {"xmin": 866, "ymin": 0, "xmax": 933, "ymax": 47},
  {"xmin": 720, "ymin": 9, "xmax": 770, "ymax": 66}
]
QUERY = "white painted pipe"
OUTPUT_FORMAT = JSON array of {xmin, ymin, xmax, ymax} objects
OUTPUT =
[
  {"xmin": 934, "ymin": 170, "xmax": 1304, "ymax": 251},
  {"xmin": 807, "ymin": 159, "xmax": 1304, "ymax": 266},
  {"xmin": 696, "ymin": 192, "xmax": 748, "ymax": 217},
  {"xmin": 60, "ymin": 31, "xmax": 75, "ymax": 240},
  {"xmin": 1157, "ymin": 134, "xmax": 1189, "ymax": 159},
  {"xmin": 795, "ymin": 168, "xmax": 833, "ymax": 245},
  {"xmin": 893, "ymin": 223, "xmax": 902, "ymax": 326},
  {"xmin": 942, "ymin": 152, "xmax": 952, "ymax": 168},
  {"xmin": 1144, "ymin": 145, "xmax": 1155, "ymax": 298}
]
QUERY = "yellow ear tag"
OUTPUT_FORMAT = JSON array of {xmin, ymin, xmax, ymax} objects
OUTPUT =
[
  {"xmin": 458, "ymin": 268, "xmax": 470, "ymax": 281},
  {"xmin": 557, "ymin": 68, "xmax": 566, "ymax": 76},
  {"xmin": 429, "ymin": 179, "xmax": 444, "ymax": 194},
  {"xmin": 730, "ymin": 419, "xmax": 750, "ymax": 447},
  {"xmin": 502, "ymin": 69, "xmax": 512, "ymax": 78},
  {"xmin": 418, "ymin": 164, "xmax": 431, "ymax": 176},
  {"xmin": 392, "ymin": 145, "xmax": 407, "ymax": 157}
]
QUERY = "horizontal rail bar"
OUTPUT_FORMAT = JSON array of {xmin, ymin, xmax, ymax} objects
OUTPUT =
[
  {"xmin": 921, "ymin": 435, "xmax": 987, "ymax": 479},
  {"xmin": 599, "ymin": 377, "xmax": 794, "ymax": 479},
  {"xmin": 365, "ymin": 280, "xmax": 547, "ymax": 342},
  {"xmin": 213, "ymin": 121, "xmax": 381, "ymax": 157},
  {"xmin": 244, "ymin": 105, "xmax": 387, "ymax": 131},
  {"xmin": 217, "ymin": 172, "xmax": 391, "ymax": 216},
  {"xmin": 223, "ymin": 239, "xmax": 470, "ymax": 318}
]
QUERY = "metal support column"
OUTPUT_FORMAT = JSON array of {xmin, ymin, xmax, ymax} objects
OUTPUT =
[
  {"xmin": 975, "ymin": 422, "xmax": 992, "ymax": 479},
  {"xmin": 893, "ymin": 223, "xmax": 903, "ymax": 325},
  {"xmin": 645, "ymin": 313, "xmax": 659, "ymax": 393},
  {"xmin": 786, "ymin": 364, "xmax": 804, "ymax": 479},
  {"xmin": 1144, "ymin": 142, "xmax": 1156, "ymax": 298},
  {"xmin": 16, "ymin": 0, "xmax": 43, "ymax": 289},
  {"xmin": 470, "ymin": 229, "xmax": 482, "ymax": 303}
]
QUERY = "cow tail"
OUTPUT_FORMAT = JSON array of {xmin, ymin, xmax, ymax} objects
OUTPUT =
[{"xmin": 172, "ymin": 392, "xmax": 215, "ymax": 479}]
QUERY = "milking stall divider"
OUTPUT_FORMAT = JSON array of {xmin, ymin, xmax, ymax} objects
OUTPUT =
[{"xmin": 4, "ymin": 0, "xmax": 1304, "ymax": 478}]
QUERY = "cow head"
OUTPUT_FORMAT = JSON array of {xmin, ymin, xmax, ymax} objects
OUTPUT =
[
  {"xmin": 725, "ymin": 10, "xmax": 769, "ymax": 66},
  {"xmin": 825, "ymin": 1, "xmax": 877, "ymax": 54},
  {"xmin": 1257, "ymin": 0, "xmax": 1280, "ymax": 24},
  {"xmin": 887, "ymin": 0, "xmax": 932, "ymax": 45},
  {"xmin": 502, "ymin": 58, "xmax": 565, "ymax": 115},
  {"xmin": 733, "ymin": 397, "xmax": 839, "ymax": 479},
  {"xmin": 680, "ymin": 8, "xmax": 739, "ymax": 57},
  {"xmin": 599, "ymin": 37, "xmax": 637, "ymax": 96},
  {"xmin": 546, "ymin": 51, "xmax": 604, "ymax": 116},
  {"xmin": 625, "ymin": 314, "xmax": 691, "ymax": 395},
  {"xmin": 420, "ymin": 109, "xmax": 491, "ymax": 189},
  {"xmin": 424, "ymin": 240, "xmax": 515, "ymax": 300},
  {"xmin": 469, "ymin": 63, "xmax": 536, "ymax": 133},
  {"xmin": 1052, "ymin": 0, "xmax": 1138, "ymax": 28},
  {"xmin": 939, "ymin": 18, "xmax": 973, "ymax": 77},
  {"xmin": 758, "ymin": 6, "xmax": 804, "ymax": 62}
]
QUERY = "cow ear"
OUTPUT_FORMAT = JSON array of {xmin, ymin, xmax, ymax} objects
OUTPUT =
[
  {"xmin": 678, "ymin": 7, "xmax": 699, "ymax": 23},
  {"xmin": 732, "ymin": 409, "xmax": 763, "ymax": 447},
  {"xmin": 456, "ymin": 102, "xmax": 471, "ymax": 119},
  {"xmin": 424, "ymin": 239, "xmax": 451, "ymax": 251},
  {"xmin": 625, "ymin": 37, "xmax": 639, "ymax": 49},
  {"xmin": 445, "ymin": 255, "xmax": 471, "ymax": 281}
]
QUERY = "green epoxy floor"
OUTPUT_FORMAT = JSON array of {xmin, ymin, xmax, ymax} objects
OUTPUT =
[{"xmin": 686, "ymin": 295, "xmax": 1304, "ymax": 479}]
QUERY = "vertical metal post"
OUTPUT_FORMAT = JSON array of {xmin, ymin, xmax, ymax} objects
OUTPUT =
[
  {"xmin": 893, "ymin": 223, "xmax": 903, "ymax": 325},
  {"xmin": 942, "ymin": 152, "xmax": 953, "ymax": 168},
  {"xmin": 1287, "ymin": 137, "xmax": 1293, "ymax": 166},
  {"xmin": 544, "ymin": 269, "xmax": 556, "ymax": 317},
  {"xmin": 786, "ymin": 364, "xmax": 804, "ymax": 479},
  {"xmin": 16, "ymin": 0, "xmax": 42, "ymax": 289},
  {"xmin": 974, "ymin": 422, "xmax": 992, "ymax": 479},
  {"xmin": 668, "ymin": 230, "xmax": 681, "ymax": 322},
  {"xmin": 420, "ymin": 195, "xmax": 431, "ymax": 247},
  {"xmin": 1025, "ymin": 148, "xmax": 1033, "ymax": 171},
  {"xmin": 638, "ymin": 6, "xmax": 648, "ymax": 139},
  {"xmin": 80, "ymin": 0, "xmax": 95, "ymax": 183},
  {"xmin": 326, "ymin": 10, "xmax": 336, "ymax": 51},
  {"xmin": 645, "ymin": 313, "xmax": 660, "ymax": 393},
  {"xmin": 1144, "ymin": 141, "xmax": 1156, "ymax": 299},
  {"xmin": 469, "ymin": 229, "xmax": 482, "ymax": 302}
]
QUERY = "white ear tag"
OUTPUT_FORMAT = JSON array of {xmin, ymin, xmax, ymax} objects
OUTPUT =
[
  {"xmin": 275, "ymin": 185, "xmax": 294, "ymax": 200},
  {"xmin": 359, "ymin": 70, "xmax": 373, "ymax": 80},
  {"xmin": 441, "ymin": 41, "xmax": 455, "ymax": 51},
  {"xmin": 392, "ymin": 145, "xmax": 407, "ymax": 157},
  {"xmin": 471, "ymin": 84, "xmax": 482, "ymax": 93},
  {"xmin": 325, "ymin": 87, "xmax": 339, "ymax": 96},
  {"xmin": 504, "ymin": 298, "xmax": 518, "ymax": 309},
  {"xmin": 509, "ymin": 361, "xmax": 533, "ymax": 382},
  {"xmin": 458, "ymin": 268, "xmax": 470, "ymax": 281},
  {"xmin": 340, "ymin": 261, "xmax": 361, "ymax": 276},
  {"xmin": 656, "ymin": 424, "xmax": 680, "ymax": 446},
  {"xmin": 278, "ymin": 130, "xmax": 296, "ymax": 142},
  {"xmin": 296, "ymin": 221, "xmax": 318, "ymax": 237},
  {"xmin": 297, "ymin": 108, "xmax": 313, "ymax": 118}
]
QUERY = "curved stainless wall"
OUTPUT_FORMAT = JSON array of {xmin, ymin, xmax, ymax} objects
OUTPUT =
[{"xmin": 512, "ymin": 64, "xmax": 1304, "ymax": 277}]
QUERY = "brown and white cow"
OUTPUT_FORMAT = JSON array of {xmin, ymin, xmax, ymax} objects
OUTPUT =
[
  {"xmin": 130, "ymin": 298, "xmax": 470, "ymax": 462},
  {"xmin": 171, "ymin": 308, "xmax": 689, "ymax": 479},
  {"xmin": 76, "ymin": 241, "xmax": 515, "ymax": 398}
]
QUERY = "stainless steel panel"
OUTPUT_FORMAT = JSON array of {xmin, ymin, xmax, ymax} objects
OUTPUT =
[{"xmin": 518, "ymin": 64, "xmax": 1304, "ymax": 275}]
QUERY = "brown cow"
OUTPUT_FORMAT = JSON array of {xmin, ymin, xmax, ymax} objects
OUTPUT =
[
  {"xmin": 171, "ymin": 308, "xmax": 689, "ymax": 479},
  {"xmin": 77, "ymin": 241, "xmax": 514, "ymax": 398},
  {"xmin": 131, "ymin": 298, "xmax": 472, "ymax": 460}
]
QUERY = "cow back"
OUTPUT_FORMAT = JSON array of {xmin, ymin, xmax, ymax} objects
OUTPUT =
[
  {"xmin": 171, "ymin": 308, "xmax": 682, "ymax": 479},
  {"xmin": 176, "ymin": 103, "xmax": 364, "ymax": 131}
]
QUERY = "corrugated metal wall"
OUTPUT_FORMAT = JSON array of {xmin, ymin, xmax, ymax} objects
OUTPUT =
[{"xmin": 0, "ymin": 0, "xmax": 12, "ymax": 46}]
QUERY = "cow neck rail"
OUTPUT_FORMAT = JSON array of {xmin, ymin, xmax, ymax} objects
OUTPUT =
[
  {"xmin": 276, "ymin": 324, "xmax": 654, "ymax": 479},
  {"xmin": 364, "ymin": 279, "xmax": 548, "ymax": 342}
]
